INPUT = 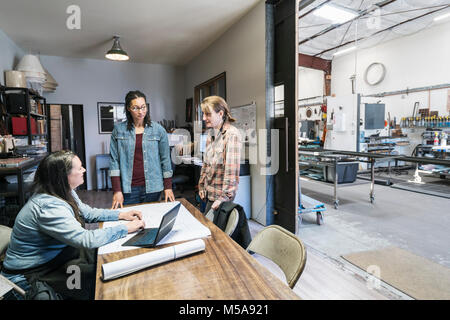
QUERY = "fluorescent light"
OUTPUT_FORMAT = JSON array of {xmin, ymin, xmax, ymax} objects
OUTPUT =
[
  {"xmin": 434, "ymin": 12, "xmax": 450, "ymax": 22},
  {"xmin": 333, "ymin": 46, "xmax": 357, "ymax": 56},
  {"xmin": 313, "ymin": 3, "xmax": 358, "ymax": 24}
]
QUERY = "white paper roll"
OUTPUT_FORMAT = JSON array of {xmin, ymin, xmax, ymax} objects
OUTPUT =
[{"xmin": 101, "ymin": 239, "xmax": 205, "ymax": 281}]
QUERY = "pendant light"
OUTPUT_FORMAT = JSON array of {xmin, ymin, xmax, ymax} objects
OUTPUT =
[
  {"xmin": 105, "ymin": 36, "xmax": 129, "ymax": 61},
  {"xmin": 42, "ymin": 68, "xmax": 58, "ymax": 92},
  {"xmin": 16, "ymin": 54, "xmax": 46, "ymax": 83}
]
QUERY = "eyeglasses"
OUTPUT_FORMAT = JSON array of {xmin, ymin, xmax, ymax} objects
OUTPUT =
[{"xmin": 129, "ymin": 105, "xmax": 147, "ymax": 112}]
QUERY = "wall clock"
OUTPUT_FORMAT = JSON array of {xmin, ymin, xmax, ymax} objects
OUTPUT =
[{"xmin": 364, "ymin": 62, "xmax": 386, "ymax": 86}]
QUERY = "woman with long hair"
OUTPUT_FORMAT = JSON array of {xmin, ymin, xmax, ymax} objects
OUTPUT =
[
  {"xmin": 198, "ymin": 96, "xmax": 242, "ymax": 214},
  {"xmin": 109, "ymin": 90, "xmax": 174, "ymax": 209},
  {"xmin": 1, "ymin": 151, "xmax": 145, "ymax": 299}
]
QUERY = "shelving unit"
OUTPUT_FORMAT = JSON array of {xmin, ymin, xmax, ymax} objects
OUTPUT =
[
  {"xmin": 410, "ymin": 129, "xmax": 450, "ymax": 180},
  {"xmin": 0, "ymin": 85, "xmax": 49, "ymax": 149},
  {"xmin": 0, "ymin": 86, "xmax": 50, "ymax": 226}
]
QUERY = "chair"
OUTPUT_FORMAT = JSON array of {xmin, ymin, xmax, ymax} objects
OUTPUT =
[
  {"xmin": 0, "ymin": 225, "xmax": 12, "ymax": 259},
  {"xmin": 171, "ymin": 160, "xmax": 189, "ymax": 193},
  {"xmin": 246, "ymin": 225, "xmax": 307, "ymax": 289},
  {"xmin": 95, "ymin": 154, "xmax": 110, "ymax": 191},
  {"xmin": 0, "ymin": 225, "xmax": 26, "ymax": 299},
  {"xmin": 205, "ymin": 208, "xmax": 239, "ymax": 236},
  {"xmin": 99, "ymin": 167, "xmax": 110, "ymax": 191}
]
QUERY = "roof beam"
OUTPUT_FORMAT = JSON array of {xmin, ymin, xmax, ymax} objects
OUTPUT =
[
  {"xmin": 314, "ymin": 4, "xmax": 450, "ymax": 57},
  {"xmin": 298, "ymin": 0, "xmax": 397, "ymax": 46},
  {"xmin": 298, "ymin": 53, "xmax": 331, "ymax": 72}
]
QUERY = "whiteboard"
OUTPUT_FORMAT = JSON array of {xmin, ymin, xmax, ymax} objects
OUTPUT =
[{"xmin": 230, "ymin": 102, "xmax": 256, "ymax": 143}]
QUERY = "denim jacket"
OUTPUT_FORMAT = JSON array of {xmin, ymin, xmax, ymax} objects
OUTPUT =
[
  {"xmin": 3, "ymin": 191, "xmax": 128, "ymax": 272},
  {"xmin": 109, "ymin": 121, "xmax": 172, "ymax": 194}
]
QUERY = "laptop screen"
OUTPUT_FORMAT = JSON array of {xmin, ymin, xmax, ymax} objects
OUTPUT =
[
  {"xmin": 154, "ymin": 202, "xmax": 181, "ymax": 245},
  {"xmin": 121, "ymin": 202, "xmax": 181, "ymax": 247}
]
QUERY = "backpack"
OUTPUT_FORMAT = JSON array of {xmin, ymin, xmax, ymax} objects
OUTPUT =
[{"xmin": 25, "ymin": 278, "xmax": 63, "ymax": 300}]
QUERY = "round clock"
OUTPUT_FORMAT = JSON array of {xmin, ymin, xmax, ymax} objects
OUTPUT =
[{"xmin": 364, "ymin": 62, "xmax": 386, "ymax": 86}]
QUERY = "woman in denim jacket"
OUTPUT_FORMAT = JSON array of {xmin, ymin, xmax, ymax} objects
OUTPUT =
[
  {"xmin": 109, "ymin": 90, "xmax": 175, "ymax": 209},
  {"xmin": 1, "ymin": 151, "xmax": 145, "ymax": 299}
]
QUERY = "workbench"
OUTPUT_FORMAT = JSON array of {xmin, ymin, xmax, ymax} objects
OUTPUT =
[{"xmin": 299, "ymin": 146, "xmax": 450, "ymax": 208}]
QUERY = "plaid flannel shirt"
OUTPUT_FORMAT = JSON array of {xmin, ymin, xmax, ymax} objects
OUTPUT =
[{"xmin": 199, "ymin": 124, "xmax": 242, "ymax": 203}]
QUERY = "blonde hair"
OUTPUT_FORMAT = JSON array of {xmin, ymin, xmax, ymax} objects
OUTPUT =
[{"xmin": 201, "ymin": 96, "xmax": 236, "ymax": 123}]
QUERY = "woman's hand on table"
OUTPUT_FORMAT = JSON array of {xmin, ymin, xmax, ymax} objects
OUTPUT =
[
  {"xmin": 111, "ymin": 191, "xmax": 124, "ymax": 209},
  {"xmin": 119, "ymin": 210, "xmax": 143, "ymax": 221},
  {"xmin": 126, "ymin": 219, "xmax": 145, "ymax": 233},
  {"xmin": 164, "ymin": 189, "xmax": 175, "ymax": 202}
]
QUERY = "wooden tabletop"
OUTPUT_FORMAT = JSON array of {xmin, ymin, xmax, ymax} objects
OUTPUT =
[{"xmin": 95, "ymin": 198, "xmax": 300, "ymax": 300}]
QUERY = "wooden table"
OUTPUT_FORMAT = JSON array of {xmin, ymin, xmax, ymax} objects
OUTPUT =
[
  {"xmin": 95, "ymin": 198, "xmax": 300, "ymax": 300},
  {"xmin": 0, "ymin": 154, "xmax": 47, "ymax": 207}
]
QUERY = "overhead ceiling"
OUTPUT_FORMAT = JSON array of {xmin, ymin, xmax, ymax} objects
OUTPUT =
[
  {"xmin": 298, "ymin": 0, "xmax": 450, "ymax": 60},
  {"xmin": 0, "ymin": 0, "xmax": 260, "ymax": 66}
]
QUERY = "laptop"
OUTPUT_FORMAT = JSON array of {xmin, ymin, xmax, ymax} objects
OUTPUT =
[{"xmin": 122, "ymin": 202, "xmax": 181, "ymax": 248}]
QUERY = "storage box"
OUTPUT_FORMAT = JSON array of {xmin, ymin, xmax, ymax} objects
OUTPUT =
[
  {"xmin": 5, "ymin": 93, "xmax": 29, "ymax": 114},
  {"xmin": 11, "ymin": 117, "xmax": 37, "ymax": 135},
  {"xmin": 325, "ymin": 162, "xmax": 359, "ymax": 184}
]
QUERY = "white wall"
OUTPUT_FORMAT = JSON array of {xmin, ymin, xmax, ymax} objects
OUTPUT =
[
  {"xmin": 331, "ymin": 20, "xmax": 450, "ymax": 118},
  {"xmin": 184, "ymin": 0, "xmax": 266, "ymax": 224},
  {"xmin": 298, "ymin": 67, "xmax": 324, "ymax": 100},
  {"xmin": 40, "ymin": 55, "xmax": 185, "ymax": 190},
  {"xmin": 0, "ymin": 28, "xmax": 24, "ymax": 86},
  {"xmin": 298, "ymin": 67, "xmax": 324, "ymax": 122},
  {"xmin": 329, "ymin": 20, "xmax": 450, "ymax": 151}
]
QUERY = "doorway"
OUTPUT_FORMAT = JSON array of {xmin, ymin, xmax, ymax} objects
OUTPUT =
[{"xmin": 48, "ymin": 104, "xmax": 87, "ymax": 190}]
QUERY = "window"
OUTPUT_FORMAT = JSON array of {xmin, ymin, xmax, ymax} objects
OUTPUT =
[
  {"xmin": 274, "ymin": 84, "xmax": 285, "ymax": 118},
  {"xmin": 97, "ymin": 102, "xmax": 126, "ymax": 134}
]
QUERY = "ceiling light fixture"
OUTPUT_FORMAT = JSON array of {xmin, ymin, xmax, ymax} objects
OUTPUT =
[
  {"xmin": 333, "ymin": 46, "xmax": 357, "ymax": 56},
  {"xmin": 15, "ymin": 54, "xmax": 46, "ymax": 82},
  {"xmin": 434, "ymin": 12, "xmax": 450, "ymax": 22},
  {"xmin": 105, "ymin": 36, "xmax": 129, "ymax": 61},
  {"xmin": 313, "ymin": 3, "xmax": 358, "ymax": 24}
]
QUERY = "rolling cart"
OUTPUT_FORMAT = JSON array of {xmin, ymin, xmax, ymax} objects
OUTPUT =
[{"xmin": 298, "ymin": 177, "xmax": 326, "ymax": 226}]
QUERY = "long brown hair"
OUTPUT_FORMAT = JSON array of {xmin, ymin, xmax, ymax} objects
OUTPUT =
[
  {"xmin": 125, "ymin": 90, "xmax": 151, "ymax": 131},
  {"xmin": 201, "ymin": 96, "xmax": 236, "ymax": 123},
  {"xmin": 32, "ymin": 150, "xmax": 84, "ymax": 227}
]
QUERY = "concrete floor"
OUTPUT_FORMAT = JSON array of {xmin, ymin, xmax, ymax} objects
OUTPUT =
[
  {"xmin": 298, "ymin": 177, "xmax": 450, "ymax": 269},
  {"xmin": 247, "ymin": 172, "xmax": 450, "ymax": 299}
]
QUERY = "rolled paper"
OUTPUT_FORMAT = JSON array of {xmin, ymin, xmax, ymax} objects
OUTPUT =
[{"xmin": 101, "ymin": 239, "xmax": 205, "ymax": 281}]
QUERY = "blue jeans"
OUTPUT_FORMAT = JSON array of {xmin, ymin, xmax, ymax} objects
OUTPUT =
[{"xmin": 123, "ymin": 186, "xmax": 161, "ymax": 206}]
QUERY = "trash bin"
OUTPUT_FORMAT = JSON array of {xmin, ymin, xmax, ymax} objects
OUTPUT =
[{"xmin": 325, "ymin": 162, "xmax": 359, "ymax": 184}]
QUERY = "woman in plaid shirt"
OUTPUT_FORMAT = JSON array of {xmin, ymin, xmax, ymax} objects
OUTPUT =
[{"xmin": 198, "ymin": 96, "xmax": 242, "ymax": 214}]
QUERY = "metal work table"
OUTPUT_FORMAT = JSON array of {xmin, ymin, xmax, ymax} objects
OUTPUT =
[
  {"xmin": 299, "ymin": 146, "xmax": 450, "ymax": 208},
  {"xmin": 298, "ymin": 150, "xmax": 361, "ymax": 209}
]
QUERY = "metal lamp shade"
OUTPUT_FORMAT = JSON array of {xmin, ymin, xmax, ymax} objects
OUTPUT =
[
  {"xmin": 16, "ymin": 54, "xmax": 46, "ymax": 81},
  {"xmin": 105, "ymin": 37, "xmax": 129, "ymax": 61},
  {"xmin": 44, "ymin": 68, "xmax": 58, "ymax": 87}
]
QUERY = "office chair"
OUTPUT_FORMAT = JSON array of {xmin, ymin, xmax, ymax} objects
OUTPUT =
[
  {"xmin": 205, "ymin": 208, "xmax": 239, "ymax": 236},
  {"xmin": 246, "ymin": 225, "xmax": 307, "ymax": 289},
  {"xmin": 0, "ymin": 225, "xmax": 26, "ymax": 299},
  {"xmin": 171, "ymin": 159, "xmax": 189, "ymax": 193}
]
